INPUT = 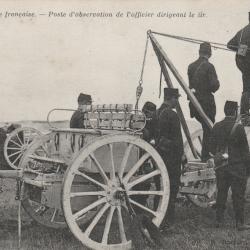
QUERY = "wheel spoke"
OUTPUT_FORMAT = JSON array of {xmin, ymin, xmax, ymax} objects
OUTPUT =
[
  {"xmin": 8, "ymin": 150, "xmax": 22, "ymax": 158},
  {"xmin": 73, "ymin": 197, "xmax": 106, "ymax": 220},
  {"xmin": 119, "ymin": 143, "xmax": 133, "ymax": 178},
  {"xmin": 129, "ymin": 198, "xmax": 157, "ymax": 217},
  {"xmin": 102, "ymin": 206, "xmax": 115, "ymax": 244},
  {"xmin": 128, "ymin": 190, "xmax": 164, "ymax": 196},
  {"xmin": 123, "ymin": 153, "xmax": 150, "ymax": 183},
  {"xmin": 16, "ymin": 134, "xmax": 24, "ymax": 146},
  {"xmin": 12, "ymin": 152, "xmax": 23, "ymax": 165},
  {"xmin": 7, "ymin": 147, "xmax": 20, "ymax": 150},
  {"xmin": 109, "ymin": 144, "xmax": 116, "ymax": 181},
  {"xmin": 9, "ymin": 139, "xmax": 22, "ymax": 148},
  {"xmin": 74, "ymin": 170, "xmax": 107, "ymax": 189},
  {"xmin": 127, "ymin": 170, "xmax": 161, "ymax": 189},
  {"xmin": 51, "ymin": 208, "xmax": 58, "ymax": 222},
  {"xmin": 85, "ymin": 203, "xmax": 110, "ymax": 237},
  {"xmin": 89, "ymin": 153, "xmax": 109, "ymax": 184},
  {"xmin": 24, "ymin": 132, "xmax": 32, "ymax": 145},
  {"xmin": 70, "ymin": 191, "xmax": 106, "ymax": 198},
  {"xmin": 117, "ymin": 206, "xmax": 127, "ymax": 243}
]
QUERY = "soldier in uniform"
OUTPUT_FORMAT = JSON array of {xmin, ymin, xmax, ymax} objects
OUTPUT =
[
  {"xmin": 155, "ymin": 88, "xmax": 184, "ymax": 227},
  {"xmin": 70, "ymin": 93, "xmax": 92, "ymax": 128},
  {"xmin": 142, "ymin": 101, "xmax": 157, "ymax": 142},
  {"xmin": 188, "ymin": 42, "xmax": 220, "ymax": 162},
  {"xmin": 209, "ymin": 101, "xmax": 250, "ymax": 230},
  {"xmin": 227, "ymin": 13, "xmax": 250, "ymax": 115}
]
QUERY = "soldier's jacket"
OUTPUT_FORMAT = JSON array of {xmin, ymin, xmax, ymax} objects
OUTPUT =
[
  {"xmin": 209, "ymin": 116, "xmax": 250, "ymax": 178},
  {"xmin": 154, "ymin": 103, "xmax": 184, "ymax": 165},
  {"xmin": 70, "ymin": 110, "xmax": 85, "ymax": 129},
  {"xmin": 188, "ymin": 57, "xmax": 220, "ymax": 96},
  {"xmin": 188, "ymin": 57, "xmax": 220, "ymax": 120},
  {"xmin": 227, "ymin": 24, "xmax": 250, "ymax": 73}
]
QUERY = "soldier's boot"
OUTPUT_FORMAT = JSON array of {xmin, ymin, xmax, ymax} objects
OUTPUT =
[
  {"xmin": 236, "ymin": 217, "xmax": 250, "ymax": 231},
  {"xmin": 215, "ymin": 209, "xmax": 224, "ymax": 228},
  {"xmin": 160, "ymin": 203, "xmax": 175, "ymax": 231},
  {"xmin": 236, "ymin": 222, "xmax": 250, "ymax": 231}
]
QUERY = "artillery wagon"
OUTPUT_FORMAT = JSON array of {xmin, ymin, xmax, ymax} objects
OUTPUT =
[{"xmin": 0, "ymin": 30, "xmax": 244, "ymax": 249}]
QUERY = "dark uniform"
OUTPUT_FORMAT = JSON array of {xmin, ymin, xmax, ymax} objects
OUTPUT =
[
  {"xmin": 142, "ymin": 101, "xmax": 157, "ymax": 142},
  {"xmin": 210, "ymin": 101, "xmax": 250, "ymax": 228},
  {"xmin": 70, "ymin": 111, "xmax": 85, "ymax": 129},
  {"xmin": 70, "ymin": 93, "xmax": 92, "ymax": 129},
  {"xmin": 188, "ymin": 42, "xmax": 220, "ymax": 161},
  {"xmin": 133, "ymin": 102, "xmax": 157, "ymax": 210},
  {"xmin": 155, "ymin": 88, "xmax": 183, "ymax": 225},
  {"xmin": 227, "ymin": 18, "xmax": 250, "ymax": 114}
]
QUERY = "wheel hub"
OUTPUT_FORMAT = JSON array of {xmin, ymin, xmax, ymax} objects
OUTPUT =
[{"xmin": 106, "ymin": 184, "xmax": 125, "ymax": 206}]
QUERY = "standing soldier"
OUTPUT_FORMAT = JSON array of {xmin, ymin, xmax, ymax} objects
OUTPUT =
[
  {"xmin": 209, "ymin": 101, "xmax": 250, "ymax": 230},
  {"xmin": 188, "ymin": 42, "xmax": 220, "ymax": 162},
  {"xmin": 227, "ymin": 13, "xmax": 250, "ymax": 115},
  {"xmin": 141, "ymin": 101, "xmax": 157, "ymax": 142},
  {"xmin": 70, "ymin": 93, "xmax": 92, "ymax": 129},
  {"xmin": 155, "ymin": 88, "xmax": 184, "ymax": 228}
]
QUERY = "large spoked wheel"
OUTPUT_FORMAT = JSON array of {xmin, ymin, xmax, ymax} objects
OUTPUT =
[
  {"xmin": 62, "ymin": 134, "xmax": 169, "ymax": 250},
  {"xmin": 184, "ymin": 129, "xmax": 217, "ymax": 208},
  {"xmin": 4, "ymin": 127, "xmax": 42, "ymax": 169},
  {"xmin": 19, "ymin": 133, "xmax": 66, "ymax": 228}
]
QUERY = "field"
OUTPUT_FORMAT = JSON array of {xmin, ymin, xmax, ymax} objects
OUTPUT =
[
  {"xmin": 0, "ymin": 178, "xmax": 249, "ymax": 250},
  {"xmin": 0, "ymin": 120, "xmax": 249, "ymax": 250}
]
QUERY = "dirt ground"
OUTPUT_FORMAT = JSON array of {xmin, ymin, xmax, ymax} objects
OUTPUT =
[{"xmin": 0, "ymin": 178, "xmax": 249, "ymax": 250}]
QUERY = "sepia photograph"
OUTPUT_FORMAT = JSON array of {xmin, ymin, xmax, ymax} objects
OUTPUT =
[{"xmin": 0, "ymin": 0, "xmax": 249, "ymax": 249}]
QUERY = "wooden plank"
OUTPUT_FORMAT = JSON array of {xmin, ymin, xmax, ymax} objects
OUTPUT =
[
  {"xmin": 149, "ymin": 32, "xmax": 213, "ymax": 129},
  {"xmin": 151, "ymin": 42, "xmax": 199, "ymax": 159}
]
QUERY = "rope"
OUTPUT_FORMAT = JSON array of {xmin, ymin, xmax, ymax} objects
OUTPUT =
[
  {"xmin": 151, "ymin": 31, "xmax": 250, "ymax": 52},
  {"xmin": 135, "ymin": 35, "xmax": 149, "ymax": 110}
]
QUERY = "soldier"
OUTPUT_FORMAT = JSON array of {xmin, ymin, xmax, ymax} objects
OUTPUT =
[
  {"xmin": 70, "ymin": 93, "xmax": 92, "ymax": 128},
  {"xmin": 209, "ymin": 101, "xmax": 250, "ymax": 230},
  {"xmin": 155, "ymin": 88, "xmax": 184, "ymax": 228},
  {"xmin": 141, "ymin": 101, "xmax": 157, "ymax": 142},
  {"xmin": 188, "ymin": 42, "xmax": 220, "ymax": 162},
  {"xmin": 227, "ymin": 13, "xmax": 250, "ymax": 115}
]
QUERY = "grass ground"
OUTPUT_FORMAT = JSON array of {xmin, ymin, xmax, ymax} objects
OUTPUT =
[{"xmin": 0, "ymin": 179, "xmax": 249, "ymax": 250}]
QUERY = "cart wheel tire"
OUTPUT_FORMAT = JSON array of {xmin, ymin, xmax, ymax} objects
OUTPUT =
[
  {"xmin": 22, "ymin": 183, "xmax": 66, "ymax": 229},
  {"xmin": 62, "ymin": 134, "xmax": 170, "ymax": 250},
  {"xmin": 184, "ymin": 129, "xmax": 217, "ymax": 208},
  {"xmin": 19, "ymin": 133, "xmax": 67, "ymax": 228},
  {"xmin": 4, "ymin": 127, "xmax": 42, "ymax": 169}
]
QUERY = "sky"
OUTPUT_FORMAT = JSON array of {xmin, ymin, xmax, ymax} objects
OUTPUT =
[{"xmin": 0, "ymin": 0, "xmax": 249, "ymax": 122}]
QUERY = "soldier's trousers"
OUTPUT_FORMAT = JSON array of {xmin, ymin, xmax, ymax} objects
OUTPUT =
[
  {"xmin": 216, "ymin": 170, "xmax": 247, "ymax": 224},
  {"xmin": 155, "ymin": 150, "xmax": 181, "ymax": 224}
]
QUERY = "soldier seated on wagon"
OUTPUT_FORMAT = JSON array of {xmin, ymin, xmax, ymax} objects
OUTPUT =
[{"xmin": 70, "ymin": 93, "xmax": 92, "ymax": 129}]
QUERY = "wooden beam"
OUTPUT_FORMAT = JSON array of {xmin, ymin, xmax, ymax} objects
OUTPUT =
[
  {"xmin": 149, "ymin": 32, "xmax": 213, "ymax": 129},
  {"xmin": 151, "ymin": 41, "xmax": 199, "ymax": 159}
]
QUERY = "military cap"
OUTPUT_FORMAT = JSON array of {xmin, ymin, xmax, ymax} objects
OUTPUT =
[
  {"xmin": 164, "ymin": 88, "xmax": 181, "ymax": 98},
  {"xmin": 199, "ymin": 42, "xmax": 211, "ymax": 54},
  {"xmin": 142, "ymin": 101, "xmax": 156, "ymax": 113},
  {"xmin": 77, "ymin": 93, "xmax": 92, "ymax": 103},
  {"xmin": 224, "ymin": 100, "xmax": 238, "ymax": 114}
]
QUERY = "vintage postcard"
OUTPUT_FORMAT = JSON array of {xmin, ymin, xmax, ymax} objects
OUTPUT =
[{"xmin": 0, "ymin": 0, "xmax": 249, "ymax": 250}]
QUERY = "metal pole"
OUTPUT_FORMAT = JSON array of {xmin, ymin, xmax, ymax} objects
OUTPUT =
[
  {"xmin": 148, "ymin": 31, "xmax": 213, "ymax": 129},
  {"xmin": 151, "ymin": 41, "xmax": 199, "ymax": 158}
]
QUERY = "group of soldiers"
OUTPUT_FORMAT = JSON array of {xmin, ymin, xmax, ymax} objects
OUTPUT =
[
  {"xmin": 141, "ymin": 13, "xmax": 250, "ymax": 231},
  {"xmin": 69, "ymin": 13, "xmax": 250, "ymax": 232}
]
